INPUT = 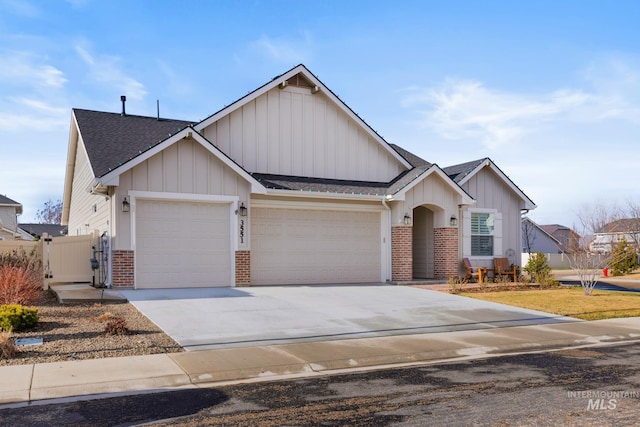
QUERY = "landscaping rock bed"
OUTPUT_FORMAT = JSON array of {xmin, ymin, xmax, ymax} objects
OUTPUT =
[{"xmin": 0, "ymin": 291, "xmax": 183, "ymax": 366}]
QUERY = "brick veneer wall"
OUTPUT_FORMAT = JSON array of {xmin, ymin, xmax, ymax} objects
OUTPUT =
[
  {"xmin": 112, "ymin": 250, "xmax": 134, "ymax": 287},
  {"xmin": 235, "ymin": 250, "xmax": 251, "ymax": 286},
  {"xmin": 434, "ymin": 227, "xmax": 459, "ymax": 280},
  {"xmin": 391, "ymin": 226, "xmax": 412, "ymax": 282}
]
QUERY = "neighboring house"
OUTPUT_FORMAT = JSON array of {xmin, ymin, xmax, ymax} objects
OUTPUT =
[
  {"xmin": 541, "ymin": 224, "xmax": 578, "ymax": 254},
  {"xmin": 442, "ymin": 159, "xmax": 536, "ymax": 269},
  {"xmin": 0, "ymin": 195, "xmax": 32, "ymax": 240},
  {"xmin": 62, "ymin": 64, "xmax": 535, "ymax": 289},
  {"xmin": 19, "ymin": 223, "xmax": 67, "ymax": 239},
  {"xmin": 521, "ymin": 217, "xmax": 562, "ymax": 254},
  {"xmin": 590, "ymin": 219, "xmax": 640, "ymax": 254}
]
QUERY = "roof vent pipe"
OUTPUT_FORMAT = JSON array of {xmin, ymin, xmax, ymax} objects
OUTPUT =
[{"xmin": 120, "ymin": 95, "xmax": 126, "ymax": 116}]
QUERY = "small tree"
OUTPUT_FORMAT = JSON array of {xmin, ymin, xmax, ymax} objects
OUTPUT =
[
  {"xmin": 609, "ymin": 237, "xmax": 638, "ymax": 276},
  {"xmin": 566, "ymin": 203, "xmax": 618, "ymax": 296},
  {"xmin": 522, "ymin": 217, "xmax": 537, "ymax": 255},
  {"xmin": 523, "ymin": 252, "xmax": 557, "ymax": 286},
  {"xmin": 35, "ymin": 199, "xmax": 63, "ymax": 224}
]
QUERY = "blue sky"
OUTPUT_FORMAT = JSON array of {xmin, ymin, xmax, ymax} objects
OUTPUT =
[{"xmin": 1, "ymin": 0, "xmax": 639, "ymax": 227}]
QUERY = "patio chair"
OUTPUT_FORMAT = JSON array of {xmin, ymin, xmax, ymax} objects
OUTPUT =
[
  {"xmin": 462, "ymin": 258, "xmax": 485, "ymax": 283},
  {"xmin": 493, "ymin": 257, "xmax": 517, "ymax": 282}
]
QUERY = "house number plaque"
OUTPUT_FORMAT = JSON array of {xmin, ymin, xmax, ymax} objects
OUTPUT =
[{"xmin": 239, "ymin": 218, "xmax": 245, "ymax": 244}]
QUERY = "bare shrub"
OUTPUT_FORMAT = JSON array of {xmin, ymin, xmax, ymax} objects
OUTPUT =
[
  {"xmin": 104, "ymin": 316, "xmax": 129, "ymax": 336},
  {"xmin": 0, "ymin": 333, "xmax": 16, "ymax": 359},
  {"xmin": 0, "ymin": 249, "xmax": 43, "ymax": 306}
]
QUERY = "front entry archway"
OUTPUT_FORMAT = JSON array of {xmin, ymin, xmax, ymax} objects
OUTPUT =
[{"xmin": 412, "ymin": 206, "xmax": 435, "ymax": 279}]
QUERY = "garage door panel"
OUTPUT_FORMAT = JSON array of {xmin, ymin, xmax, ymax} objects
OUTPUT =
[
  {"xmin": 251, "ymin": 208, "xmax": 381, "ymax": 285},
  {"xmin": 136, "ymin": 200, "xmax": 231, "ymax": 288}
]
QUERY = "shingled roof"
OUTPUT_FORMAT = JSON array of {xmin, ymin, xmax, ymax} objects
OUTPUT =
[
  {"xmin": 73, "ymin": 109, "xmax": 196, "ymax": 178},
  {"xmin": 0, "ymin": 194, "xmax": 21, "ymax": 206},
  {"xmin": 442, "ymin": 158, "xmax": 486, "ymax": 183},
  {"xmin": 389, "ymin": 144, "xmax": 431, "ymax": 168},
  {"xmin": 252, "ymin": 173, "xmax": 390, "ymax": 196}
]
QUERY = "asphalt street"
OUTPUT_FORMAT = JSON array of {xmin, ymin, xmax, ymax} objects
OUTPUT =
[{"xmin": 2, "ymin": 341, "xmax": 639, "ymax": 426}]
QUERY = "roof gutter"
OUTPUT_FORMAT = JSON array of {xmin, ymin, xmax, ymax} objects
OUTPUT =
[{"xmin": 264, "ymin": 188, "xmax": 384, "ymax": 201}]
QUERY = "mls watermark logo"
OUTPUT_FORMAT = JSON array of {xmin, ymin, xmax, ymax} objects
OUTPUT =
[{"xmin": 567, "ymin": 390, "xmax": 639, "ymax": 410}]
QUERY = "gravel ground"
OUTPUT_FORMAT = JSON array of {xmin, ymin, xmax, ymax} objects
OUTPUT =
[{"xmin": 0, "ymin": 291, "xmax": 183, "ymax": 366}]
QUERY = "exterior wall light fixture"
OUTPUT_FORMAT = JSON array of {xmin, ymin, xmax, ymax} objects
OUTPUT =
[
  {"xmin": 450, "ymin": 215, "xmax": 458, "ymax": 226},
  {"xmin": 239, "ymin": 202, "xmax": 248, "ymax": 217},
  {"xmin": 122, "ymin": 197, "xmax": 130, "ymax": 213},
  {"xmin": 403, "ymin": 213, "xmax": 411, "ymax": 225}
]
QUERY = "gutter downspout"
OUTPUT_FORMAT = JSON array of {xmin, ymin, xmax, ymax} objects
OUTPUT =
[
  {"xmin": 381, "ymin": 196, "xmax": 392, "ymax": 282},
  {"xmin": 104, "ymin": 192, "xmax": 113, "ymax": 288}
]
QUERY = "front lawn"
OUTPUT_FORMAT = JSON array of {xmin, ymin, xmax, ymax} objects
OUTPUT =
[{"xmin": 460, "ymin": 287, "xmax": 640, "ymax": 320}]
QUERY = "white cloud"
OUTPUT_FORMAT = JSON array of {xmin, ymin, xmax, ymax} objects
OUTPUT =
[
  {"xmin": 247, "ymin": 33, "xmax": 312, "ymax": 64},
  {"xmin": 0, "ymin": 0, "xmax": 41, "ymax": 18},
  {"xmin": 402, "ymin": 59, "xmax": 640, "ymax": 150},
  {"xmin": 401, "ymin": 79, "xmax": 594, "ymax": 149},
  {"xmin": 0, "ymin": 51, "xmax": 67, "ymax": 88},
  {"xmin": 74, "ymin": 44, "xmax": 147, "ymax": 100}
]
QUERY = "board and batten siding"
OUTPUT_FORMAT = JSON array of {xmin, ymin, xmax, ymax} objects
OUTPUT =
[
  {"xmin": 114, "ymin": 139, "xmax": 250, "ymax": 251},
  {"xmin": 201, "ymin": 86, "xmax": 406, "ymax": 182},
  {"xmin": 67, "ymin": 139, "xmax": 110, "ymax": 236},
  {"xmin": 0, "ymin": 207, "xmax": 18, "ymax": 235},
  {"xmin": 459, "ymin": 167, "xmax": 523, "ymax": 265},
  {"xmin": 393, "ymin": 174, "xmax": 460, "ymax": 228}
]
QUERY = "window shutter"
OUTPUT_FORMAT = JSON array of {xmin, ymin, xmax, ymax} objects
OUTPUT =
[
  {"xmin": 462, "ymin": 210, "xmax": 471, "ymax": 257},
  {"xmin": 494, "ymin": 212, "xmax": 503, "ymax": 256}
]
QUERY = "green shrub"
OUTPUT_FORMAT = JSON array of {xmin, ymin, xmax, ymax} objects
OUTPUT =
[
  {"xmin": 0, "ymin": 304, "xmax": 39, "ymax": 332},
  {"xmin": 609, "ymin": 238, "xmax": 638, "ymax": 276},
  {"xmin": 524, "ymin": 252, "xmax": 559, "ymax": 287}
]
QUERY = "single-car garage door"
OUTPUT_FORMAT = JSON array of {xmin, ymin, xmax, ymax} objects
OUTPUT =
[
  {"xmin": 135, "ymin": 200, "xmax": 231, "ymax": 288},
  {"xmin": 251, "ymin": 207, "xmax": 381, "ymax": 285}
]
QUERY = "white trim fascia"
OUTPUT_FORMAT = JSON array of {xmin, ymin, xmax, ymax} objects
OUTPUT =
[
  {"xmin": 264, "ymin": 188, "xmax": 384, "ymax": 202},
  {"xmin": 251, "ymin": 198, "xmax": 385, "ymax": 212},
  {"xmin": 194, "ymin": 65, "xmax": 412, "ymax": 170},
  {"xmin": 457, "ymin": 159, "xmax": 537, "ymax": 210},
  {"xmin": 389, "ymin": 166, "xmax": 475, "ymax": 205},
  {"xmin": 128, "ymin": 191, "xmax": 238, "ymax": 204},
  {"xmin": 97, "ymin": 129, "xmax": 266, "ymax": 194}
]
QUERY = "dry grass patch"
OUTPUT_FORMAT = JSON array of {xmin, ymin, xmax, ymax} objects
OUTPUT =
[
  {"xmin": 460, "ymin": 287, "xmax": 640, "ymax": 320},
  {"xmin": 0, "ymin": 333, "xmax": 16, "ymax": 359}
]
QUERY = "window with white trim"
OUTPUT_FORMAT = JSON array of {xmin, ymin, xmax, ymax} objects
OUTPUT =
[{"xmin": 471, "ymin": 212, "xmax": 494, "ymax": 256}]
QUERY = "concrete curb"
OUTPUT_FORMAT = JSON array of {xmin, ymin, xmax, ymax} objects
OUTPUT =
[{"xmin": 2, "ymin": 317, "xmax": 639, "ymax": 408}]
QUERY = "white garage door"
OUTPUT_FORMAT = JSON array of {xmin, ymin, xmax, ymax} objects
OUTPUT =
[
  {"xmin": 251, "ymin": 208, "xmax": 381, "ymax": 285},
  {"xmin": 135, "ymin": 200, "xmax": 231, "ymax": 288}
]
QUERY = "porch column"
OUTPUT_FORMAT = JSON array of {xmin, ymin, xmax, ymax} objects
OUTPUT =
[
  {"xmin": 434, "ymin": 227, "xmax": 458, "ymax": 280},
  {"xmin": 391, "ymin": 225, "xmax": 412, "ymax": 282}
]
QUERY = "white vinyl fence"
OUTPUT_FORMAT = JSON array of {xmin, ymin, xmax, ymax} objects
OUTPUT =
[
  {"xmin": 0, "ymin": 231, "xmax": 98, "ymax": 288},
  {"xmin": 521, "ymin": 252, "xmax": 607, "ymax": 269}
]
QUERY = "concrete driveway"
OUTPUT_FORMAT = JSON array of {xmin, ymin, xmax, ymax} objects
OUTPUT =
[{"xmin": 122, "ymin": 285, "xmax": 578, "ymax": 351}]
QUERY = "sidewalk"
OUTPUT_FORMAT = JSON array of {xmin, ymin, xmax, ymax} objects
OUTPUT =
[{"xmin": 2, "ymin": 317, "xmax": 639, "ymax": 408}]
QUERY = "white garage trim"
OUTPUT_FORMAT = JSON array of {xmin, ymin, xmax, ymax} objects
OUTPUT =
[{"xmin": 129, "ymin": 191, "xmax": 237, "ymax": 289}]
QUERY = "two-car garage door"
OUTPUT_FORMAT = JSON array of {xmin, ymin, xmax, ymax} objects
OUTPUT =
[
  {"xmin": 134, "ymin": 200, "xmax": 382, "ymax": 288},
  {"xmin": 251, "ymin": 207, "xmax": 382, "ymax": 285},
  {"xmin": 135, "ymin": 200, "xmax": 231, "ymax": 288}
]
